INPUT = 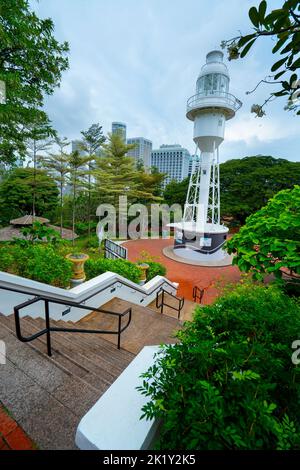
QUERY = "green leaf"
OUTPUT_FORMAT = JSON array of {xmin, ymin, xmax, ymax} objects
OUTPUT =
[
  {"xmin": 272, "ymin": 36, "xmax": 289, "ymax": 54},
  {"xmin": 274, "ymin": 70, "xmax": 286, "ymax": 79},
  {"xmin": 240, "ymin": 39, "xmax": 257, "ymax": 58},
  {"xmin": 249, "ymin": 6, "xmax": 260, "ymax": 27},
  {"xmin": 271, "ymin": 56, "xmax": 288, "ymax": 71},
  {"xmin": 238, "ymin": 34, "xmax": 256, "ymax": 48},
  {"xmin": 258, "ymin": 1, "xmax": 267, "ymax": 21},
  {"xmin": 290, "ymin": 57, "xmax": 300, "ymax": 71}
]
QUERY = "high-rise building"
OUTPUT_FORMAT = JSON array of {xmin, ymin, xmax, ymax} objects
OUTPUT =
[
  {"xmin": 127, "ymin": 137, "xmax": 152, "ymax": 169},
  {"xmin": 112, "ymin": 122, "xmax": 126, "ymax": 142},
  {"xmin": 71, "ymin": 140, "xmax": 85, "ymax": 156},
  {"xmin": 151, "ymin": 144, "xmax": 190, "ymax": 188},
  {"xmin": 188, "ymin": 154, "xmax": 201, "ymax": 176}
]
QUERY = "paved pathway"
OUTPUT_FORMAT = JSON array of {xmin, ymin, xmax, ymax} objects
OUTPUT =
[
  {"xmin": 0, "ymin": 404, "xmax": 36, "ymax": 450},
  {"xmin": 123, "ymin": 238, "xmax": 242, "ymax": 304}
]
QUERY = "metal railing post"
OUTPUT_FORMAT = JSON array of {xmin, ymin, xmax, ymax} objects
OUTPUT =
[
  {"xmin": 117, "ymin": 315, "xmax": 121, "ymax": 350},
  {"xmin": 44, "ymin": 300, "xmax": 52, "ymax": 357}
]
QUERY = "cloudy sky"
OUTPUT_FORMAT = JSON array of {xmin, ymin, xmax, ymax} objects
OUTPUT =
[{"xmin": 31, "ymin": 0, "xmax": 299, "ymax": 162}]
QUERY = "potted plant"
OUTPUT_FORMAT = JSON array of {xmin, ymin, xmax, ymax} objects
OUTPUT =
[
  {"xmin": 136, "ymin": 262, "xmax": 149, "ymax": 285},
  {"xmin": 65, "ymin": 252, "xmax": 89, "ymax": 285}
]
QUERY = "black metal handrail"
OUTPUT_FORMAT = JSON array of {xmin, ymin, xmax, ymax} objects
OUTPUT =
[
  {"xmin": 156, "ymin": 288, "xmax": 184, "ymax": 320},
  {"xmin": 13, "ymin": 294, "xmax": 132, "ymax": 356},
  {"xmin": 193, "ymin": 285, "xmax": 204, "ymax": 304}
]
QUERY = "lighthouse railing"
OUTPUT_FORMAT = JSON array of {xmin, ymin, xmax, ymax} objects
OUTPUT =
[{"xmin": 187, "ymin": 91, "xmax": 242, "ymax": 113}]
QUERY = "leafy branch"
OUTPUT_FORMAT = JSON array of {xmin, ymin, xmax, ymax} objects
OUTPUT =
[{"xmin": 221, "ymin": 0, "xmax": 300, "ymax": 116}]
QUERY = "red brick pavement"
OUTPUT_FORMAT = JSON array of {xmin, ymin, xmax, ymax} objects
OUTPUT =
[
  {"xmin": 123, "ymin": 238, "xmax": 242, "ymax": 304},
  {"xmin": 0, "ymin": 404, "xmax": 36, "ymax": 450}
]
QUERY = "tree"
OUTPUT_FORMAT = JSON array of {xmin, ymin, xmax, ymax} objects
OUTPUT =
[
  {"xmin": 220, "ymin": 156, "xmax": 300, "ymax": 223},
  {"xmin": 67, "ymin": 150, "xmax": 91, "ymax": 246},
  {"xmin": 164, "ymin": 177, "xmax": 189, "ymax": 208},
  {"xmin": 0, "ymin": 0, "xmax": 69, "ymax": 165},
  {"xmin": 41, "ymin": 136, "xmax": 70, "ymax": 235},
  {"xmin": 25, "ymin": 117, "xmax": 55, "ymax": 219},
  {"xmin": 79, "ymin": 123, "xmax": 106, "ymax": 239},
  {"xmin": 0, "ymin": 167, "xmax": 58, "ymax": 224},
  {"xmin": 95, "ymin": 133, "xmax": 157, "ymax": 207},
  {"xmin": 222, "ymin": 0, "xmax": 300, "ymax": 116},
  {"xmin": 136, "ymin": 163, "xmax": 165, "ymax": 203},
  {"xmin": 226, "ymin": 185, "xmax": 300, "ymax": 281}
]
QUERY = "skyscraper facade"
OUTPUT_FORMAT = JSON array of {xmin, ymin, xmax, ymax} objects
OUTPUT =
[
  {"xmin": 151, "ymin": 144, "xmax": 190, "ymax": 188},
  {"xmin": 188, "ymin": 154, "xmax": 201, "ymax": 176},
  {"xmin": 127, "ymin": 137, "xmax": 152, "ymax": 169},
  {"xmin": 112, "ymin": 122, "xmax": 127, "ymax": 142}
]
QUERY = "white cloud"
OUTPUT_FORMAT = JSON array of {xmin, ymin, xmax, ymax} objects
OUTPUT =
[{"xmin": 31, "ymin": 0, "xmax": 299, "ymax": 161}]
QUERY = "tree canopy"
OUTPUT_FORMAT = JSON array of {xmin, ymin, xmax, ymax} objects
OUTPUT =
[
  {"xmin": 0, "ymin": 167, "xmax": 59, "ymax": 224},
  {"xmin": 226, "ymin": 185, "xmax": 300, "ymax": 281},
  {"xmin": 222, "ymin": 0, "xmax": 300, "ymax": 116},
  {"xmin": 0, "ymin": 0, "xmax": 69, "ymax": 165},
  {"xmin": 163, "ymin": 156, "xmax": 300, "ymax": 224},
  {"xmin": 220, "ymin": 155, "xmax": 300, "ymax": 223},
  {"xmin": 95, "ymin": 133, "xmax": 162, "ymax": 206},
  {"xmin": 163, "ymin": 177, "xmax": 189, "ymax": 208}
]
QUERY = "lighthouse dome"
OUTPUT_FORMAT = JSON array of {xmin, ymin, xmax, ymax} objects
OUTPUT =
[{"xmin": 196, "ymin": 50, "xmax": 229, "ymax": 95}]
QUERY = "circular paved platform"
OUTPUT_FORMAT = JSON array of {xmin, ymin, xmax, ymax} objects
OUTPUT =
[
  {"xmin": 162, "ymin": 245, "xmax": 233, "ymax": 267},
  {"xmin": 122, "ymin": 238, "xmax": 242, "ymax": 304}
]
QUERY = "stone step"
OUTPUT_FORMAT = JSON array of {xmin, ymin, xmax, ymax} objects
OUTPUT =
[
  {"xmin": 24, "ymin": 317, "xmax": 128, "ymax": 383},
  {"xmin": 17, "ymin": 317, "xmax": 126, "ymax": 391},
  {"xmin": 29, "ymin": 316, "xmax": 134, "ymax": 373},
  {"xmin": 0, "ymin": 322, "xmax": 101, "ymax": 412},
  {"xmin": 1, "ymin": 315, "xmax": 93, "ymax": 380},
  {"xmin": 0, "ymin": 323, "xmax": 100, "ymax": 450}
]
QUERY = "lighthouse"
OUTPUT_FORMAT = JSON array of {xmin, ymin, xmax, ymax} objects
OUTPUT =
[{"xmin": 170, "ymin": 50, "xmax": 242, "ymax": 263}]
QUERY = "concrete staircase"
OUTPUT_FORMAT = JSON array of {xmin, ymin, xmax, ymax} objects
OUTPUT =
[
  {"xmin": 148, "ymin": 293, "xmax": 200, "ymax": 322},
  {"xmin": 0, "ymin": 298, "xmax": 182, "ymax": 449}
]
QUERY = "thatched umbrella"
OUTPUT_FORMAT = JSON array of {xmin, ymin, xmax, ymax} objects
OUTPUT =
[{"xmin": 10, "ymin": 215, "xmax": 50, "ymax": 226}]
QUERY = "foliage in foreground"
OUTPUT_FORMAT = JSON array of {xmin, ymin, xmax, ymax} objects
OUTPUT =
[
  {"xmin": 138, "ymin": 283, "xmax": 300, "ymax": 450},
  {"xmin": 0, "ymin": 0, "xmax": 69, "ymax": 164},
  {"xmin": 226, "ymin": 185, "xmax": 300, "ymax": 281},
  {"xmin": 222, "ymin": 0, "xmax": 300, "ymax": 116}
]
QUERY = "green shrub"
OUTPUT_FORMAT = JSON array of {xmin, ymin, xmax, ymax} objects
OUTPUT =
[
  {"xmin": 12, "ymin": 245, "xmax": 72, "ymax": 288},
  {"xmin": 139, "ymin": 282, "xmax": 300, "ymax": 450},
  {"xmin": 26, "ymin": 246, "xmax": 72, "ymax": 287},
  {"xmin": 85, "ymin": 257, "xmax": 141, "ymax": 283},
  {"xmin": 146, "ymin": 261, "xmax": 166, "ymax": 281},
  {"xmin": 0, "ymin": 247, "xmax": 14, "ymax": 272},
  {"xmin": 226, "ymin": 186, "xmax": 300, "ymax": 282},
  {"xmin": 75, "ymin": 222, "xmax": 98, "ymax": 235},
  {"xmin": 86, "ymin": 236, "xmax": 99, "ymax": 249}
]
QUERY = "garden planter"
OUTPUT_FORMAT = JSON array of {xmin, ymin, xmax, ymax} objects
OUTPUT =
[
  {"xmin": 66, "ymin": 253, "xmax": 89, "ymax": 286},
  {"xmin": 137, "ymin": 263, "xmax": 149, "ymax": 285}
]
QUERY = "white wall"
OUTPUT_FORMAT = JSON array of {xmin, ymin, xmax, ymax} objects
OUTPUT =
[{"xmin": 0, "ymin": 271, "xmax": 177, "ymax": 322}]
